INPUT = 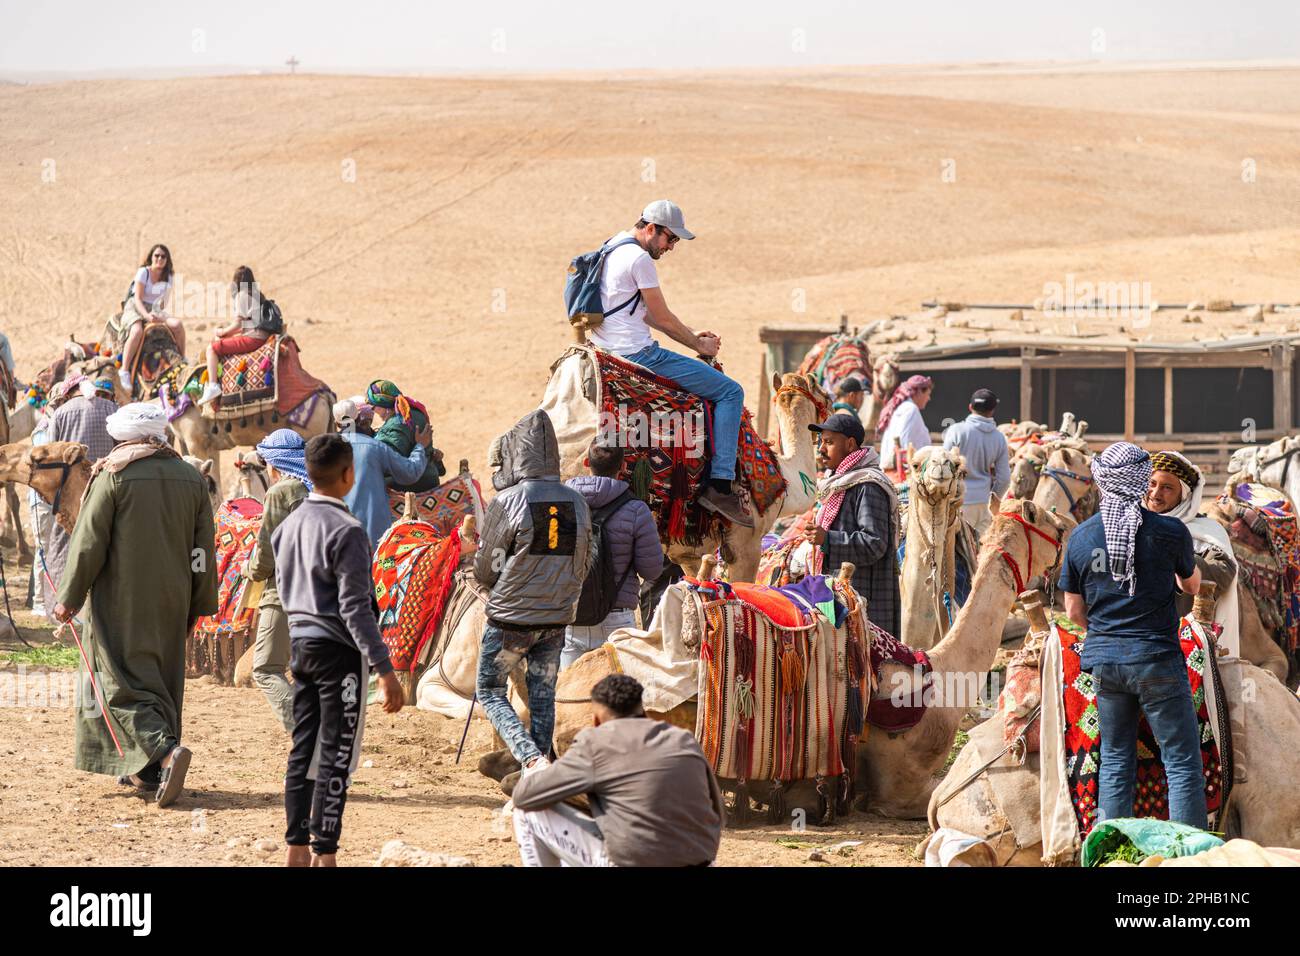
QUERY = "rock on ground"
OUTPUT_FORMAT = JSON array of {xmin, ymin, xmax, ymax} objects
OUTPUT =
[{"xmin": 375, "ymin": 840, "xmax": 473, "ymax": 867}]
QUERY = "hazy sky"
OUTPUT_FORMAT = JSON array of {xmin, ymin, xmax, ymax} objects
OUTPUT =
[{"xmin": 2, "ymin": 1, "xmax": 1297, "ymax": 75}]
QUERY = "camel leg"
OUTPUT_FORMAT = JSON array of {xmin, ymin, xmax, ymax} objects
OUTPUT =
[{"xmin": 2, "ymin": 482, "xmax": 31, "ymax": 564}]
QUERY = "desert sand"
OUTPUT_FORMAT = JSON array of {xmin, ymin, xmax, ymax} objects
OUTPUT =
[{"xmin": 0, "ymin": 61, "xmax": 1296, "ymax": 865}]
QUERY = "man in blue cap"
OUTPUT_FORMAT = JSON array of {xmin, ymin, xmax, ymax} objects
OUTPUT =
[{"xmin": 247, "ymin": 429, "xmax": 312, "ymax": 731}]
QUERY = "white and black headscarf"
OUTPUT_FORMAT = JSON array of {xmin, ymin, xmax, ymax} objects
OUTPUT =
[{"xmin": 1091, "ymin": 441, "xmax": 1152, "ymax": 596}]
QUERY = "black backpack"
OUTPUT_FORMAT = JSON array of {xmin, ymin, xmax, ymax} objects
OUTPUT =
[
  {"xmin": 256, "ymin": 297, "xmax": 285, "ymax": 335},
  {"xmin": 572, "ymin": 490, "xmax": 637, "ymax": 627}
]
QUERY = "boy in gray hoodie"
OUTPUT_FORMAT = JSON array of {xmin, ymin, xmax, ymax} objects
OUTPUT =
[{"xmin": 942, "ymin": 388, "xmax": 1011, "ymax": 537}]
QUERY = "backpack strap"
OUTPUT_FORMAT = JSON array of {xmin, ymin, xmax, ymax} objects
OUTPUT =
[
  {"xmin": 597, "ymin": 237, "xmax": 645, "ymax": 319},
  {"xmin": 592, "ymin": 489, "xmax": 639, "ymax": 592}
]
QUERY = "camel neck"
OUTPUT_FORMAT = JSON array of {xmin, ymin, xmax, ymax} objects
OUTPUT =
[
  {"xmin": 775, "ymin": 398, "xmax": 817, "ymax": 477},
  {"xmin": 925, "ymin": 549, "xmax": 1013, "ymax": 684}
]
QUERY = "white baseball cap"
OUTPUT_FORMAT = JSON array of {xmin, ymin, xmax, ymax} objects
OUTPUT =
[{"xmin": 641, "ymin": 199, "xmax": 695, "ymax": 240}]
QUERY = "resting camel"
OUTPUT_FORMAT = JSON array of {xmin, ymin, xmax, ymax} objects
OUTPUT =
[
  {"xmin": 540, "ymin": 348, "xmax": 824, "ymax": 583},
  {"xmin": 931, "ymin": 588, "xmax": 1300, "ymax": 864},
  {"xmin": 0, "ymin": 441, "xmax": 91, "ymax": 534},
  {"xmin": 854, "ymin": 498, "xmax": 1076, "ymax": 819},
  {"xmin": 1229, "ymin": 435, "xmax": 1300, "ymax": 511},
  {"xmin": 900, "ymin": 446, "xmax": 967, "ymax": 651}
]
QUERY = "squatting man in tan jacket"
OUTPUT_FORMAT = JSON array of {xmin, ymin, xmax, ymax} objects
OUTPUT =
[{"xmin": 508, "ymin": 675, "xmax": 725, "ymax": 867}]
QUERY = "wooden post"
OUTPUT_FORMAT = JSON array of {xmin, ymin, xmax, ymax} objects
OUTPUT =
[
  {"xmin": 1019, "ymin": 589, "xmax": 1050, "ymax": 635},
  {"xmin": 697, "ymin": 554, "xmax": 718, "ymax": 581},
  {"xmin": 460, "ymin": 514, "xmax": 476, "ymax": 538},
  {"xmin": 403, "ymin": 491, "xmax": 416, "ymax": 518},
  {"xmin": 1047, "ymin": 368, "xmax": 1057, "ymax": 429},
  {"xmin": 1193, "ymin": 580, "xmax": 1218, "ymax": 630},
  {"xmin": 757, "ymin": 349, "xmax": 772, "ymax": 441},
  {"xmin": 839, "ymin": 313, "xmax": 849, "ymax": 335},
  {"xmin": 838, "ymin": 562, "xmax": 856, "ymax": 582},
  {"xmin": 1163, "ymin": 366, "xmax": 1174, "ymax": 435},
  {"xmin": 572, "ymin": 323, "xmax": 587, "ymax": 344},
  {"xmin": 1272, "ymin": 344, "xmax": 1293, "ymax": 434},
  {"xmin": 458, "ymin": 458, "xmax": 470, "ymax": 476},
  {"xmin": 1124, "ymin": 348, "xmax": 1136, "ymax": 441},
  {"xmin": 1020, "ymin": 348, "xmax": 1034, "ymax": 424}
]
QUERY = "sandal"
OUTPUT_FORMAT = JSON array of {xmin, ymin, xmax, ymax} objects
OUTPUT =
[{"xmin": 155, "ymin": 745, "xmax": 192, "ymax": 808}]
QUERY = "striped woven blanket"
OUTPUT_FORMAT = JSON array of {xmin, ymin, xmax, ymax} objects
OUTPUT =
[{"xmin": 688, "ymin": 577, "xmax": 871, "ymax": 783}]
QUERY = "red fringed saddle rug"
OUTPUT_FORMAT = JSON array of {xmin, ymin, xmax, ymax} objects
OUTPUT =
[
  {"xmin": 592, "ymin": 349, "xmax": 785, "ymax": 543},
  {"xmin": 193, "ymin": 497, "xmax": 263, "ymax": 641},
  {"xmin": 797, "ymin": 333, "xmax": 871, "ymax": 396},
  {"xmin": 372, "ymin": 521, "xmax": 462, "ymax": 673},
  {"xmin": 386, "ymin": 470, "xmax": 484, "ymax": 538},
  {"xmin": 1057, "ymin": 616, "xmax": 1229, "ymax": 837}
]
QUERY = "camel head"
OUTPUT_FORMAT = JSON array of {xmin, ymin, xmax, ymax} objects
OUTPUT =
[
  {"xmin": 183, "ymin": 455, "xmax": 221, "ymax": 513},
  {"xmin": 909, "ymin": 445, "xmax": 966, "ymax": 504},
  {"xmin": 1034, "ymin": 442, "xmax": 1098, "ymax": 524},
  {"xmin": 871, "ymin": 353, "xmax": 900, "ymax": 399},
  {"xmin": 1007, "ymin": 444, "xmax": 1046, "ymax": 500},
  {"xmin": 0, "ymin": 441, "xmax": 93, "ymax": 533},
  {"xmin": 771, "ymin": 371, "xmax": 830, "ymax": 424},
  {"xmin": 229, "ymin": 450, "xmax": 270, "ymax": 503},
  {"xmin": 979, "ymin": 498, "xmax": 1076, "ymax": 593}
]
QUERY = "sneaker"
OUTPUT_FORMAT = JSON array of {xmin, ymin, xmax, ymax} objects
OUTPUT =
[
  {"xmin": 698, "ymin": 487, "xmax": 755, "ymax": 528},
  {"xmin": 197, "ymin": 383, "xmax": 222, "ymax": 406},
  {"xmin": 521, "ymin": 755, "xmax": 550, "ymax": 775},
  {"xmin": 117, "ymin": 369, "xmax": 132, "ymax": 391}
]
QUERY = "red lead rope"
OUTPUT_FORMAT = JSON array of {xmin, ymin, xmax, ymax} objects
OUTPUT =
[{"xmin": 996, "ymin": 512, "xmax": 1063, "ymax": 595}]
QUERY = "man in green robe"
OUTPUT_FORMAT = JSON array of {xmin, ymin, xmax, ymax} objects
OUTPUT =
[{"xmin": 54, "ymin": 402, "xmax": 217, "ymax": 808}]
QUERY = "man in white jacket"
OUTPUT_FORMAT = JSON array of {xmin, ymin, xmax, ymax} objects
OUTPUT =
[{"xmin": 1145, "ymin": 450, "xmax": 1241, "ymax": 658}]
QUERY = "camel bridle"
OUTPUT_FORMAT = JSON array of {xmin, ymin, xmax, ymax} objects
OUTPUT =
[
  {"xmin": 29, "ymin": 458, "xmax": 77, "ymax": 518},
  {"xmin": 995, "ymin": 511, "xmax": 1065, "ymax": 595},
  {"xmin": 1042, "ymin": 464, "xmax": 1093, "ymax": 519}
]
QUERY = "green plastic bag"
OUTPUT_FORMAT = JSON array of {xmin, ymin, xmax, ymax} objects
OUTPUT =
[{"xmin": 1082, "ymin": 817, "xmax": 1223, "ymax": 867}]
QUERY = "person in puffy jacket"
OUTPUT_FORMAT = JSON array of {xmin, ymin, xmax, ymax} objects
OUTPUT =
[
  {"xmin": 472, "ymin": 410, "xmax": 594, "ymax": 771},
  {"xmin": 941, "ymin": 388, "xmax": 1011, "ymax": 538},
  {"xmin": 562, "ymin": 442, "xmax": 664, "ymax": 669}
]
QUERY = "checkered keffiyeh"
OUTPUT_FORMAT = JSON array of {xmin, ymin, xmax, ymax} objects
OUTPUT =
[{"xmin": 1091, "ymin": 441, "xmax": 1152, "ymax": 595}]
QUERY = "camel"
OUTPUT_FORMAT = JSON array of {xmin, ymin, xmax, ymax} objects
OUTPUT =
[
  {"xmin": 1229, "ymin": 435, "xmax": 1300, "ymax": 510},
  {"xmin": 181, "ymin": 456, "xmax": 221, "ymax": 514},
  {"xmin": 0, "ymin": 441, "xmax": 91, "ymax": 534},
  {"xmin": 0, "ymin": 400, "xmax": 35, "ymax": 562},
  {"xmin": 854, "ymin": 498, "xmax": 1076, "ymax": 819},
  {"xmin": 1030, "ymin": 442, "xmax": 1098, "ymax": 531},
  {"xmin": 540, "ymin": 347, "xmax": 824, "ymax": 583},
  {"xmin": 930, "ymin": 588, "xmax": 1300, "ymax": 864},
  {"xmin": 900, "ymin": 446, "xmax": 967, "ymax": 651},
  {"xmin": 861, "ymin": 353, "xmax": 899, "ymax": 436},
  {"xmin": 1006, "ymin": 443, "xmax": 1047, "ymax": 500},
  {"xmin": 227, "ymin": 451, "xmax": 270, "ymax": 503}
]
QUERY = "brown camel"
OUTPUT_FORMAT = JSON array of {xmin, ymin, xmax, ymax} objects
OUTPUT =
[
  {"xmin": 900, "ymin": 446, "xmax": 967, "ymax": 651},
  {"xmin": 861, "ymin": 353, "xmax": 899, "ymax": 436},
  {"xmin": 854, "ymin": 498, "xmax": 1076, "ymax": 819},
  {"xmin": 0, "ymin": 400, "xmax": 34, "ymax": 562},
  {"xmin": 0, "ymin": 441, "xmax": 91, "ymax": 533}
]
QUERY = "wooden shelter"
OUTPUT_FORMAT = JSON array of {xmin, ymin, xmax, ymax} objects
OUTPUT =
[{"xmin": 759, "ymin": 301, "xmax": 1300, "ymax": 485}]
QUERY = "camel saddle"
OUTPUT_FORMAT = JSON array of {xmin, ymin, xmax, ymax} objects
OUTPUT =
[{"xmin": 178, "ymin": 334, "xmax": 330, "ymax": 425}]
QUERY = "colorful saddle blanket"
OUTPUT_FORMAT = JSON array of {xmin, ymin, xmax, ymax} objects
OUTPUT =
[
  {"xmin": 797, "ymin": 333, "xmax": 871, "ymax": 396},
  {"xmin": 592, "ymin": 349, "xmax": 786, "ymax": 544},
  {"xmin": 192, "ymin": 497, "xmax": 263, "ymax": 641},
  {"xmin": 372, "ymin": 521, "xmax": 463, "ymax": 673},
  {"xmin": 1226, "ymin": 483, "xmax": 1300, "ymax": 650},
  {"xmin": 1056, "ymin": 616, "xmax": 1230, "ymax": 838},
  {"xmin": 131, "ymin": 324, "xmax": 186, "ymax": 401},
  {"xmin": 386, "ymin": 471, "xmax": 484, "ymax": 538},
  {"xmin": 168, "ymin": 335, "xmax": 332, "ymax": 426},
  {"xmin": 689, "ymin": 576, "xmax": 870, "ymax": 783}
]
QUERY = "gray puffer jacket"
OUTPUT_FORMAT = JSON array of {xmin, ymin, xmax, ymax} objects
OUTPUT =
[
  {"xmin": 566, "ymin": 475, "xmax": 664, "ymax": 610},
  {"xmin": 474, "ymin": 410, "xmax": 595, "ymax": 628}
]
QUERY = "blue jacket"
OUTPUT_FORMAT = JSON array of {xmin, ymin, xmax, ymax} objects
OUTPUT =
[
  {"xmin": 342, "ymin": 432, "xmax": 427, "ymax": 548},
  {"xmin": 943, "ymin": 413, "xmax": 1011, "ymax": 506},
  {"xmin": 566, "ymin": 475, "xmax": 664, "ymax": 609}
]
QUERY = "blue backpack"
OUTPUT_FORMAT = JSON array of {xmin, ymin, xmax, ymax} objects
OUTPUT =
[{"xmin": 564, "ymin": 236, "xmax": 642, "ymax": 325}]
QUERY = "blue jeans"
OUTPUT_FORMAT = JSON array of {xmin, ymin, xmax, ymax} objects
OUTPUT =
[
  {"xmin": 562, "ymin": 608, "xmax": 635, "ymax": 670},
  {"xmin": 1092, "ymin": 657, "xmax": 1208, "ymax": 830},
  {"xmin": 621, "ymin": 343, "xmax": 744, "ymax": 481},
  {"xmin": 476, "ymin": 623, "xmax": 564, "ymax": 765}
]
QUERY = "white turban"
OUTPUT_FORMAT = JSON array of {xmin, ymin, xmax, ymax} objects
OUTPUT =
[{"xmin": 106, "ymin": 402, "xmax": 169, "ymax": 442}]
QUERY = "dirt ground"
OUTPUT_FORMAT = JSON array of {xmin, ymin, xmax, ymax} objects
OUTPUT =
[
  {"xmin": 0, "ymin": 551, "xmax": 926, "ymax": 867},
  {"xmin": 2, "ymin": 61, "xmax": 1296, "ymax": 866}
]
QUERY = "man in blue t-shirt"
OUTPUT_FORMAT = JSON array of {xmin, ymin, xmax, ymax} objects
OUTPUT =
[{"xmin": 1057, "ymin": 442, "xmax": 1206, "ymax": 830}]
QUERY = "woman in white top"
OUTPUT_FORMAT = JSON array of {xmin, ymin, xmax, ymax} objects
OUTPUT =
[
  {"xmin": 877, "ymin": 374, "xmax": 934, "ymax": 473},
  {"xmin": 119, "ymin": 243, "xmax": 186, "ymax": 390}
]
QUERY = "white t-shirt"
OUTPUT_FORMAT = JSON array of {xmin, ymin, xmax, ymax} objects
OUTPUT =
[
  {"xmin": 133, "ymin": 266, "xmax": 171, "ymax": 308},
  {"xmin": 589, "ymin": 231, "xmax": 659, "ymax": 355},
  {"xmin": 880, "ymin": 399, "xmax": 933, "ymax": 469}
]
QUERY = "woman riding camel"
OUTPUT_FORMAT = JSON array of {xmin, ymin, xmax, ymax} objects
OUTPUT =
[
  {"xmin": 119, "ymin": 244, "xmax": 185, "ymax": 391},
  {"xmin": 198, "ymin": 266, "xmax": 273, "ymax": 406}
]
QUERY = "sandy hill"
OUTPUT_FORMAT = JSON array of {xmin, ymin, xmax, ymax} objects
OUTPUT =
[{"xmin": 3, "ymin": 63, "xmax": 1299, "ymax": 474}]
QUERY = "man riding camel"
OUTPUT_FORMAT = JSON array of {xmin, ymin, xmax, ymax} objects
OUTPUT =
[
  {"xmin": 1145, "ymin": 449, "xmax": 1241, "ymax": 658},
  {"xmin": 588, "ymin": 200, "xmax": 752, "ymax": 528}
]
